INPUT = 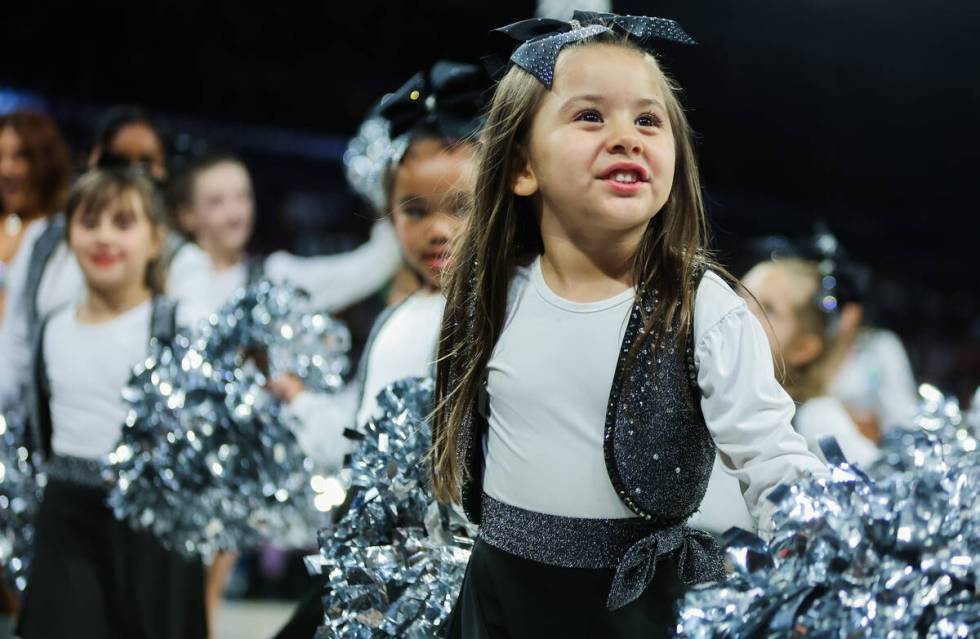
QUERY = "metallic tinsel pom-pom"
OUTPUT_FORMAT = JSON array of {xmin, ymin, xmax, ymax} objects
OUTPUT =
[
  {"xmin": 106, "ymin": 279, "xmax": 351, "ymax": 558},
  {"xmin": 677, "ymin": 387, "xmax": 980, "ymax": 638},
  {"xmin": 0, "ymin": 405, "xmax": 43, "ymax": 591},
  {"xmin": 343, "ymin": 116, "xmax": 408, "ymax": 214},
  {"xmin": 309, "ymin": 377, "xmax": 474, "ymax": 638}
]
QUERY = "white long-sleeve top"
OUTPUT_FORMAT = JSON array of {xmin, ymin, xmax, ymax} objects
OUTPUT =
[
  {"xmin": 483, "ymin": 258, "xmax": 828, "ymax": 528},
  {"xmin": 284, "ymin": 289, "xmax": 445, "ymax": 469},
  {"xmin": 795, "ymin": 395, "xmax": 880, "ymax": 467},
  {"xmin": 188, "ymin": 220, "xmax": 401, "ymax": 316},
  {"xmin": 0, "ymin": 219, "xmax": 210, "ymax": 410},
  {"xmin": 45, "ymin": 300, "xmax": 154, "ymax": 459},
  {"xmin": 830, "ymin": 329, "xmax": 918, "ymax": 433}
]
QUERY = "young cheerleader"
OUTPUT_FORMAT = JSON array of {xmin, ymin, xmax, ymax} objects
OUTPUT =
[
  {"xmin": 171, "ymin": 152, "xmax": 401, "ymax": 316},
  {"xmin": 432, "ymin": 13, "xmax": 828, "ymax": 637},
  {"xmin": 270, "ymin": 61, "xmax": 485, "ymax": 639},
  {"xmin": 0, "ymin": 109, "xmax": 210, "ymax": 410},
  {"xmin": 0, "ymin": 111, "xmax": 71, "ymax": 321},
  {"xmin": 18, "ymin": 168, "xmax": 206, "ymax": 639},
  {"xmin": 743, "ymin": 257, "xmax": 879, "ymax": 466},
  {"xmin": 88, "ymin": 105, "xmax": 169, "ymax": 181}
]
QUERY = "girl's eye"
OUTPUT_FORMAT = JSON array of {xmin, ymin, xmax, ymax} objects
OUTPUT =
[
  {"xmin": 401, "ymin": 206, "xmax": 426, "ymax": 219},
  {"xmin": 636, "ymin": 113, "xmax": 663, "ymax": 128},
  {"xmin": 575, "ymin": 110, "xmax": 603, "ymax": 124},
  {"xmin": 114, "ymin": 213, "xmax": 136, "ymax": 229}
]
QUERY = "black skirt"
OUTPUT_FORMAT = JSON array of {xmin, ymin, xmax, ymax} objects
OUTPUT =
[
  {"xmin": 442, "ymin": 539, "xmax": 685, "ymax": 639},
  {"xmin": 17, "ymin": 478, "xmax": 208, "ymax": 639}
]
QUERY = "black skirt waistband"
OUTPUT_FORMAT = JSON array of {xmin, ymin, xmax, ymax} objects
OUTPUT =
[
  {"xmin": 478, "ymin": 493, "xmax": 656, "ymax": 569},
  {"xmin": 477, "ymin": 493, "xmax": 725, "ymax": 610},
  {"xmin": 44, "ymin": 453, "xmax": 107, "ymax": 489}
]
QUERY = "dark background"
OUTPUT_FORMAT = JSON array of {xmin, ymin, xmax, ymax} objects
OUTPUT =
[{"xmin": 4, "ymin": 0, "xmax": 979, "ymax": 399}]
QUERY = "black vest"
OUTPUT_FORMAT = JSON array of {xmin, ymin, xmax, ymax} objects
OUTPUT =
[{"xmin": 456, "ymin": 280, "xmax": 717, "ymax": 527}]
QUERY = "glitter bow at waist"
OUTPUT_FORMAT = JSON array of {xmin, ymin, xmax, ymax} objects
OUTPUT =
[
  {"xmin": 478, "ymin": 493, "xmax": 725, "ymax": 610},
  {"xmin": 45, "ymin": 453, "xmax": 107, "ymax": 489}
]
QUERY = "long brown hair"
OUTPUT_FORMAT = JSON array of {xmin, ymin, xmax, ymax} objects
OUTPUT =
[
  {"xmin": 65, "ymin": 168, "xmax": 170, "ymax": 294},
  {"xmin": 431, "ymin": 35, "xmax": 723, "ymax": 502},
  {"xmin": 0, "ymin": 111, "xmax": 72, "ymax": 217}
]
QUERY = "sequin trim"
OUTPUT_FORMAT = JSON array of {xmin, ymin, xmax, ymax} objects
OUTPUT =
[{"xmin": 479, "ymin": 493, "xmax": 656, "ymax": 569}]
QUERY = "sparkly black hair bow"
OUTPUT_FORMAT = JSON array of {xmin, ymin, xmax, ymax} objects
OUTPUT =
[
  {"xmin": 484, "ymin": 11, "xmax": 696, "ymax": 88},
  {"xmin": 377, "ymin": 61, "xmax": 489, "ymax": 141},
  {"xmin": 752, "ymin": 224, "xmax": 870, "ymax": 317}
]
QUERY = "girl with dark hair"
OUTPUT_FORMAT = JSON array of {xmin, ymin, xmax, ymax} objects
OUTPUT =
[
  {"xmin": 0, "ymin": 111, "xmax": 71, "ymax": 320},
  {"xmin": 87, "ymin": 105, "xmax": 168, "ymax": 181}
]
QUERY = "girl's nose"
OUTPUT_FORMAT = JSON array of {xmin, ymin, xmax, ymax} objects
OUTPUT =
[
  {"xmin": 427, "ymin": 213, "xmax": 457, "ymax": 245},
  {"xmin": 607, "ymin": 120, "xmax": 643, "ymax": 155}
]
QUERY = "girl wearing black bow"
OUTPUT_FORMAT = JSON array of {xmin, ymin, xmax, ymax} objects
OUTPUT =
[{"xmin": 431, "ymin": 13, "xmax": 828, "ymax": 637}]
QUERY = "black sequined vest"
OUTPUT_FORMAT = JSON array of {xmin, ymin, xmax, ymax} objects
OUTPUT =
[{"xmin": 456, "ymin": 282, "xmax": 717, "ymax": 527}]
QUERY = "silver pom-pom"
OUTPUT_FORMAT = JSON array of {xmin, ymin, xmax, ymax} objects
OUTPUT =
[
  {"xmin": 0, "ymin": 406, "xmax": 43, "ymax": 592},
  {"xmin": 106, "ymin": 279, "xmax": 351, "ymax": 558},
  {"xmin": 677, "ymin": 386, "xmax": 980, "ymax": 638},
  {"xmin": 343, "ymin": 115, "xmax": 408, "ymax": 213},
  {"xmin": 309, "ymin": 377, "xmax": 474, "ymax": 638}
]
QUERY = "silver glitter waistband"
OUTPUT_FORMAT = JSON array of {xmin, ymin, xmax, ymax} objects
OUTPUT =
[
  {"xmin": 44, "ymin": 454, "xmax": 107, "ymax": 489},
  {"xmin": 478, "ymin": 493, "xmax": 725, "ymax": 610},
  {"xmin": 478, "ymin": 493, "xmax": 658, "ymax": 569}
]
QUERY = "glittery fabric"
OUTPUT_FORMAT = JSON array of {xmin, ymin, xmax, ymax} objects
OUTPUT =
[
  {"xmin": 677, "ymin": 388, "xmax": 980, "ymax": 638},
  {"xmin": 489, "ymin": 11, "xmax": 696, "ymax": 88},
  {"xmin": 606, "ymin": 289, "xmax": 716, "ymax": 523},
  {"xmin": 311, "ymin": 378, "xmax": 476, "ymax": 637},
  {"xmin": 452, "ymin": 268, "xmax": 721, "ymax": 610},
  {"xmin": 105, "ymin": 279, "xmax": 351, "ymax": 558},
  {"xmin": 344, "ymin": 62, "xmax": 487, "ymax": 212},
  {"xmin": 479, "ymin": 494, "xmax": 723, "ymax": 610},
  {"xmin": 0, "ymin": 406, "xmax": 42, "ymax": 592},
  {"xmin": 456, "ymin": 280, "xmax": 715, "ymax": 526},
  {"xmin": 45, "ymin": 453, "xmax": 105, "ymax": 488}
]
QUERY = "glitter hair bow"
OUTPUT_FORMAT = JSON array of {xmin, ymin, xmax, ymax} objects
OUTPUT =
[
  {"xmin": 378, "ymin": 61, "xmax": 489, "ymax": 141},
  {"xmin": 343, "ymin": 61, "xmax": 488, "ymax": 212},
  {"xmin": 484, "ymin": 11, "xmax": 696, "ymax": 88}
]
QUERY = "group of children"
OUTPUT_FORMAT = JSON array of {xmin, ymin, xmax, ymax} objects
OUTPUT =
[{"xmin": 0, "ymin": 10, "xmax": 919, "ymax": 639}]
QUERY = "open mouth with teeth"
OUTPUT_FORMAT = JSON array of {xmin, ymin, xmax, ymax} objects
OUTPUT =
[
  {"xmin": 599, "ymin": 164, "xmax": 650, "ymax": 192},
  {"xmin": 609, "ymin": 171, "xmax": 640, "ymax": 184}
]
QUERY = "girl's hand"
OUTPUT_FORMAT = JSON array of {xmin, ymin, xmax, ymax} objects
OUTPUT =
[{"xmin": 268, "ymin": 374, "xmax": 305, "ymax": 403}]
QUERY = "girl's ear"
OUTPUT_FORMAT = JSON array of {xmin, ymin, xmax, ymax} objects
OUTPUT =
[{"xmin": 511, "ymin": 151, "xmax": 539, "ymax": 197}]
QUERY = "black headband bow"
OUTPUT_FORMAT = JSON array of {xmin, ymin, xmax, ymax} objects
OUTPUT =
[
  {"xmin": 377, "ymin": 61, "xmax": 489, "ymax": 140},
  {"xmin": 484, "ymin": 11, "xmax": 696, "ymax": 88}
]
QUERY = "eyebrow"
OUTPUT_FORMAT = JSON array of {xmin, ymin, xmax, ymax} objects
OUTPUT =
[
  {"xmin": 560, "ymin": 94, "xmax": 666, "ymax": 112},
  {"xmin": 398, "ymin": 194, "xmax": 427, "ymax": 207}
]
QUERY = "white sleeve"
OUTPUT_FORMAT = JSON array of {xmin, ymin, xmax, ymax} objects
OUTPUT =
[
  {"xmin": 0, "ymin": 222, "xmax": 44, "ymax": 409},
  {"xmin": 283, "ymin": 384, "xmax": 360, "ymax": 472},
  {"xmin": 795, "ymin": 397, "xmax": 880, "ymax": 467},
  {"xmin": 693, "ymin": 273, "xmax": 828, "ymax": 532},
  {"xmin": 870, "ymin": 331, "xmax": 919, "ymax": 431},
  {"xmin": 164, "ymin": 241, "xmax": 213, "ymax": 328},
  {"xmin": 264, "ymin": 220, "xmax": 402, "ymax": 312}
]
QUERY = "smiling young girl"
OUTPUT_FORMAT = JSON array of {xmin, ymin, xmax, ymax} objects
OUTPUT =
[
  {"xmin": 432, "ymin": 13, "xmax": 827, "ymax": 638},
  {"xmin": 18, "ymin": 168, "xmax": 206, "ymax": 639}
]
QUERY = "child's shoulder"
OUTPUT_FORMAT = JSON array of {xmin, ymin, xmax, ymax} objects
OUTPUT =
[{"xmin": 692, "ymin": 269, "xmax": 747, "ymax": 342}]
